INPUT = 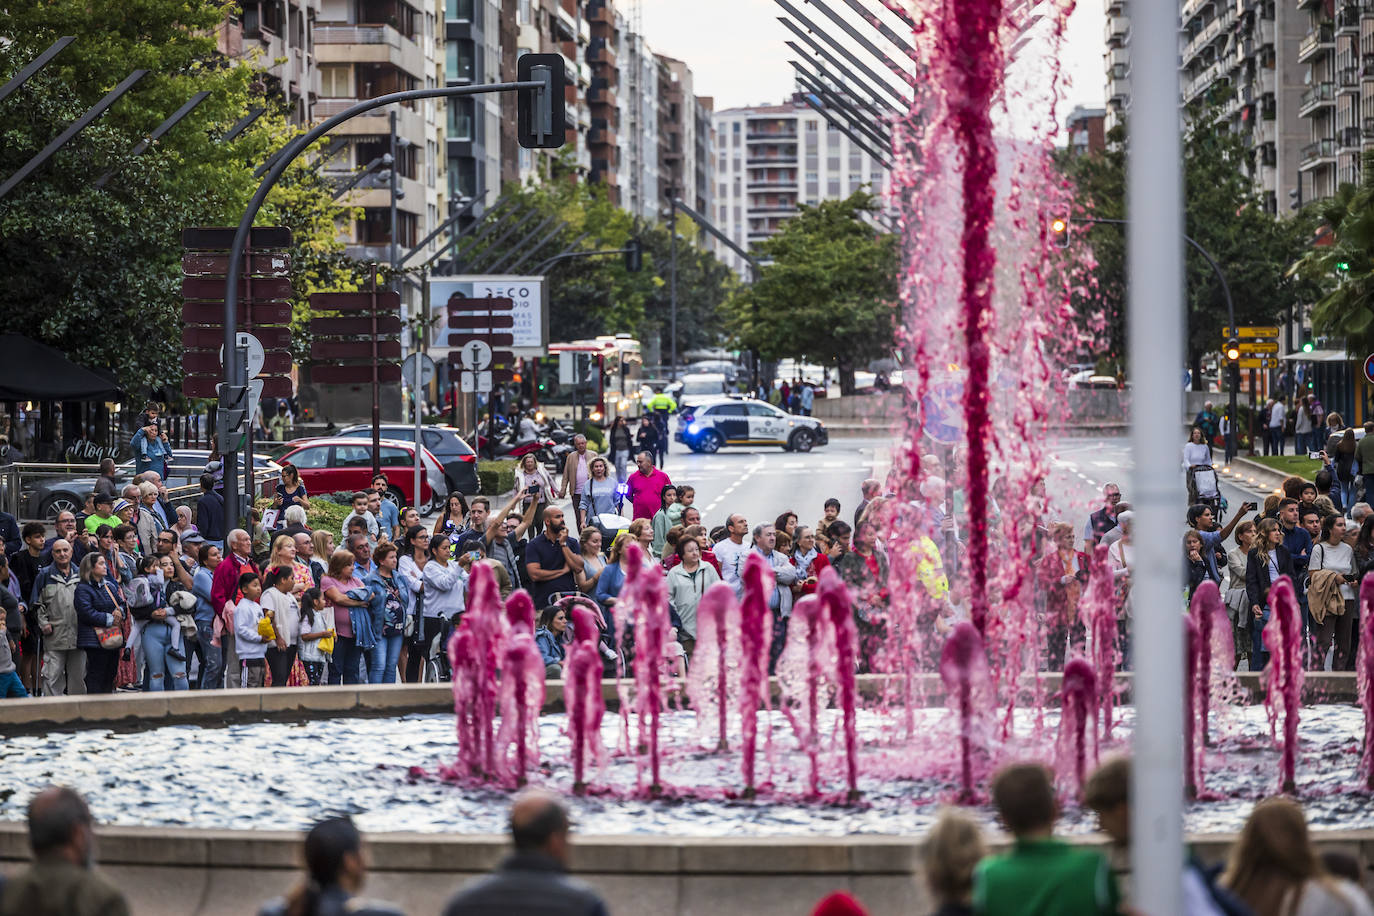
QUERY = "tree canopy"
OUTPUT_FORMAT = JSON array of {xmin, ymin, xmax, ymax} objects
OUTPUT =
[
  {"xmin": 1294, "ymin": 149, "xmax": 1374, "ymax": 356},
  {"xmin": 0, "ymin": 0, "xmax": 358, "ymax": 396},
  {"xmin": 720, "ymin": 190, "xmax": 898, "ymax": 394},
  {"xmin": 1058, "ymin": 102, "xmax": 1315, "ymax": 383}
]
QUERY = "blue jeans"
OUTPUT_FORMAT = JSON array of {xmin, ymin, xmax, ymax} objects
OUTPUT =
[
  {"xmin": 0, "ymin": 669, "xmax": 28, "ymax": 698},
  {"xmin": 369, "ymin": 633, "xmax": 403, "ymax": 683},
  {"xmin": 333, "ymin": 636, "xmax": 365, "ymax": 685},
  {"xmin": 196, "ymin": 618, "xmax": 224, "ymax": 690},
  {"xmin": 142, "ymin": 621, "xmax": 188, "ymax": 691},
  {"xmin": 1251, "ymin": 606, "xmax": 1270, "ymax": 671}
]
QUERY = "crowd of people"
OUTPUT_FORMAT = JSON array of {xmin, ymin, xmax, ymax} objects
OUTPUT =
[
  {"xmin": 1175, "ymin": 409, "xmax": 1374, "ymax": 673},
  {"xmin": 4, "ymin": 761, "xmax": 1370, "ymax": 916}
]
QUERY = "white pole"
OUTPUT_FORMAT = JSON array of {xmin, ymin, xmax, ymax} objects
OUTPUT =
[{"xmin": 1129, "ymin": 0, "xmax": 1184, "ymax": 912}]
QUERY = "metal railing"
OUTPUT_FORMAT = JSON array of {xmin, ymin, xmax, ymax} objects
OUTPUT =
[
  {"xmin": 1301, "ymin": 139, "xmax": 1337, "ymax": 164},
  {"xmin": 1300, "ymin": 82, "xmax": 1335, "ymax": 109},
  {"xmin": 0, "ymin": 460, "xmax": 280, "ymax": 523},
  {"xmin": 1299, "ymin": 25, "xmax": 1335, "ymax": 61},
  {"xmin": 313, "ymin": 24, "xmax": 403, "ymax": 48}
]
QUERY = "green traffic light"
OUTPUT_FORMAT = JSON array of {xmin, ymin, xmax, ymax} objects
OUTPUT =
[
  {"xmin": 1337, "ymin": 260, "xmax": 1351, "ymax": 271},
  {"xmin": 1302, "ymin": 341, "xmax": 1314, "ymax": 353}
]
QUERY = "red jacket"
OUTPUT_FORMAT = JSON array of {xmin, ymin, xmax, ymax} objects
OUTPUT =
[{"xmin": 211, "ymin": 551, "xmax": 259, "ymax": 623}]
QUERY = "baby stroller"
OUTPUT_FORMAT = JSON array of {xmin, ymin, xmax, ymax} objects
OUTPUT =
[{"xmin": 1187, "ymin": 464, "xmax": 1227, "ymax": 523}]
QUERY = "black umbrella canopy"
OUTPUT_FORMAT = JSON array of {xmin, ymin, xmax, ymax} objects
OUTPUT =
[{"xmin": 0, "ymin": 334, "xmax": 123, "ymax": 401}]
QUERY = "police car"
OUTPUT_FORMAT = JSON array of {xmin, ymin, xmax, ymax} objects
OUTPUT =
[{"xmin": 675, "ymin": 396, "xmax": 829, "ymax": 453}]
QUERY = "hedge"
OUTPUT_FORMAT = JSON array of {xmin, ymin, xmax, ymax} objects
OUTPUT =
[
  {"xmin": 574, "ymin": 420, "xmax": 606, "ymax": 452},
  {"xmin": 477, "ymin": 460, "xmax": 516, "ymax": 496},
  {"xmin": 255, "ymin": 493, "xmax": 351, "ymax": 534}
]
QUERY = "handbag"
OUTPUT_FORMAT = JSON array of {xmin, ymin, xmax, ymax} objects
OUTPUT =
[
  {"xmin": 95, "ymin": 583, "xmax": 125, "ymax": 650},
  {"xmin": 406, "ymin": 586, "xmax": 424, "ymax": 640},
  {"xmin": 317, "ymin": 633, "xmax": 335, "ymax": 655}
]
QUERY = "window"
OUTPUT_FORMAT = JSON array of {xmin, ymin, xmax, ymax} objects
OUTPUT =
[
  {"xmin": 333, "ymin": 445, "xmax": 372, "ymax": 468},
  {"xmin": 289, "ymin": 446, "xmax": 329, "ymax": 469},
  {"xmin": 828, "ymin": 179, "xmax": 841, "ymax": 196},
  {"xmin": 422, "ymin": 430, "xmax": 444, "ymax": 448},
  {"xmin": 320, "ymin": 65, "xmax": 351, "ymax": 98},
  {"xmin": 806, "ymin": 121, "xmax": 818, "ymax": 132},
  {"xmin": 380, "ymin": 447, "xmax": 412, "ymax": 467},
  {"xmin": 746, "ymin": 402, "xmax": 780, "ymax": 417},
  {"xmin": 448, "ymin": 98, "xmax": 474, "ymax": 139},
  {"xmin": 707, "ymin": 404, "xmax": 747, "ymax": 417},
  {"xmin": 426, "ymin": 140, "xmax": 436, "ymax": 185},
  {"xmin": 446, "ymin": 40, "xmax": 475, "ymax": 81}
]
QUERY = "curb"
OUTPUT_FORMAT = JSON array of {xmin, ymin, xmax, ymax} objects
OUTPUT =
[{"xmin": 1226, "ymin": 456, "xmax": 1291, "ymax": 494}]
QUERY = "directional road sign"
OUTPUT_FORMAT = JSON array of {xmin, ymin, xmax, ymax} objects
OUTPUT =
[
  {"xmin": 1222, "ymin": 326, "xmax": 1280, "ymax": 339},
  {"xmin": 1236, "ymin": 341, "xmax": 1279, "ymax": 355},
  {"xmin": 1237, "ymin": 357, "xmax": 1278, "ymax": 370},
  {"xmin": 221, "ymin": 331, "xmax": 266, "ymax": 377}
]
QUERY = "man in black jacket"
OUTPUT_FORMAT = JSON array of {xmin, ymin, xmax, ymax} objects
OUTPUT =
[{"xmin": 441, "ymin": 790, "xmax": 608, "ymax": 916}]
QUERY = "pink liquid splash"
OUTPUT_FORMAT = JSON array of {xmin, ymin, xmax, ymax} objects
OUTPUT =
[
  {"xmin": 738, "ymin": 553, "xmax": 774, "ymax": 798},
  {"xmin": 685, "ymin": 584, "xmax": 740, "ymax": 753},
  {"xmin": 1360, "ymin": 577, "xmax": 1374, "ymax": 789},
  {"xmin": 495, "ymin": 590, "xmax": 543, "ymax": 787},
  {"xmin": 939, "ymin": 621, "xmax": 988, "ymax": 803},
  {"xmin": 565, "ymin": 600, "xmax": 607, "ymax": 794},
  {"xmin": 819, "ymin": 566, "xmax": 861, "ymax": 802},
  {"xmin": 1184, "ymin": 614, "xmax": 1200, "ymax": 800},
  {"xmin": 1080, "ymin": 543, "xmax": 1118, "ymax": 739},
  {"xmin": 1057, "ymin": 657, "xmax": 1097, "ymax": 799},
  {"xmin": 622, "ymin": 543, "xmax": 670, "ymax": 794},
  {"xmin": 1263, "ymin": 577, "xmax": 1305, "ymax": 793},
  {"xmin": 1188, "ymin": 581, "xmax": 1232, "ymax": 758}
]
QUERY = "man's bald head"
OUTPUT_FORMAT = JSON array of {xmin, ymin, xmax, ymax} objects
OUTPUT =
[{"xmin": 509, "ymin": 788, "xmax": 571, "ymax": 863}]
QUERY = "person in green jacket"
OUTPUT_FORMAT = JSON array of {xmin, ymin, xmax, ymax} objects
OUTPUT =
[
  {"xmin": 972, "ymin": 763, "xmax": 1120, "ymax": 916},
  {"xmin": 651, "ymin": 485, "xmax": 679, "ymax": 558}
]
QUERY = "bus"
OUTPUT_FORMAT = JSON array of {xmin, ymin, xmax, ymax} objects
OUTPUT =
[{"xmin": 535, "ymin": 335, "xmax": 644, "ymax": 426}]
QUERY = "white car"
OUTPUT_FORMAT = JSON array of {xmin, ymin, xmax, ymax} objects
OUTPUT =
[{"xmin": 675, "ymin": 397, "xmax": 829, "ymax": 453}]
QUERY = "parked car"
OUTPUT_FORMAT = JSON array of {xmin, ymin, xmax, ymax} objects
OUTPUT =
[
  {"xmin": 334, "ymin": 424, "xmax": 480, "ymax": 496},
  {"xmin": 19, "ymin": 450, "xmax": 281, "ymax": 522},
  {"xmin": 675, "ymin": 397, "xmax": 829, "ymax": 453},
  {"xmin": 275, "ymin": 437, "xmax": 447, "ymax": 513}
]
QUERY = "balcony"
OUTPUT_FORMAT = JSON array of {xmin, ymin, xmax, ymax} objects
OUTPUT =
[
  {"xmin": 314, "ymin": 97, "xmax": 424, "ymax": 140},
  {"xmin": 1105, "ymin": 15, "xmax": 1128, "ymax": 47},
  {"xmin": 1298, "ymin": 25, "xmax": 1334, "ymax": 63},
  {"xmin": 587, "ymin": 37, "xmax": 614, "ymax": 65},
  {"xmin": 1300, "ymin": 139, "xmax": 1337, "ymax": 167},
  {"xmin": 1339, "ymin": 67, "xmax": 1360, "ymax": 91},
  {"xmin": 587, "ymin": 0, "xmax": 613, "ymax": 26},
  {"xmin": 1298, "ymin": 82, "xmax": 1335, "ymax": 115},
  {"xmin": 315, "ymin": 24, "xmax": 426, "ymax": 79},
  {"xmin": 1258, "ymin": 19, "xmax": 1274, "ymax": 47},
  {"xmin": 1340, "ymin": 125, "xmax": 1362, "ymax": 148},
  {"xmin": 747, "ymin": 129, "xmax": 797, "ymax": 141},
  {"xmin": 1364, "ymin": 116, "xmax": 1374, "ymax": 138},
  {"xmin": 1337, "ymin": 3, "xmax": 1361, "ymax": 33}
]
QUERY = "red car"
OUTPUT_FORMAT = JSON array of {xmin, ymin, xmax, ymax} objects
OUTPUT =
[{"xmin": 276, "ymin": 437, "xmax": 448, "ymax": 512}]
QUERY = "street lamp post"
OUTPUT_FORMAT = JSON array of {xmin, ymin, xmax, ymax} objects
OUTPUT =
[
  {"xmin": 670, "ymin": 195, "xmax": 678, "ymax": 381},
  {"xmin": 217, "ymin": 81, "xmax": 547, "ymax": 526}
]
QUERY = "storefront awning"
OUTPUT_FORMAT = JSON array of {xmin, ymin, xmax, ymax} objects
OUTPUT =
[{"xmin": 1279, "ymin": 349, "xmax": 1348, "ymax": 362}]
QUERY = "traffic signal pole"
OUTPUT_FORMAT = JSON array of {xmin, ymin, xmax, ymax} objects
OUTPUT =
[
  {"xmin": 1071, "ymin": 216, "xmax": 1238, "ymax": 461},
  {"xmin": 218, "ymin": 80, "xmax": 548, "ymax": 528}
]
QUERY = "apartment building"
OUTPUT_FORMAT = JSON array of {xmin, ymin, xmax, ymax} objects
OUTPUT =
[
  {"xmin": 711, "ymin": 95, "xmax": 889, "ymax": 274},
  {"xmin": 219, "ymin": 0, "xmax": 321, "ymax": 125},
  {"xmin": 616, "ymin": 22, "xmax": 661, "ymax": 220},
  {"xmin": 1104, "ymin": 0, "xmax": 1129, "ymax": 130},
  {"xmin": 1066, "ymin": 106, "xmax": 1107, "ymax": 155},
  {"xmin": 659, "ymin": 56, "xmax": 714, "ymax": 216},
  {"xmin": 587, "ymin": 0, "xmax": 620, "ymax": 204},
  {"xmin": 1294, "ymin": 0, "xmax": 1372, "ymax": 202}
]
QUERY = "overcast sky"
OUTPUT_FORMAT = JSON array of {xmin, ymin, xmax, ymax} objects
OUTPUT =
[{"xmin": 639, "ymin": 0, "xmax": 1104, "ymax": 126}]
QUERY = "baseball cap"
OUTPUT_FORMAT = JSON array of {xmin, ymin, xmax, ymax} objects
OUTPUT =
[{"xmin": 112, "ymin": 499, "xmax": 133, "ymax": 515}]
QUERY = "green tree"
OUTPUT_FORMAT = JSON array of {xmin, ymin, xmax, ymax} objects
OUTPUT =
[
  {"xmin": 1060, "ymin": 102, "xmax": 1315, "ymax": 384},
  {"xmin": 720, "ymin": 191, "xmax": 898, "ymax": 394},
  {"xmin": 1294, "ymin": 149, "xmax": 1374, "ymax": 355},
  {"xmin": 0, "ymin": 0, "xmax": 357, "ymax": 395}
]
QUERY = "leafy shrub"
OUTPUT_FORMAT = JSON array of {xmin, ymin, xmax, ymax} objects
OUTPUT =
[{"xmin": 477, "ymin": 460, "xmax": 516, "ymax": 496}]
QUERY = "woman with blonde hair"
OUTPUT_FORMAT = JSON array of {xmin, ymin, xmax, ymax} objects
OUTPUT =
[
  {"xmin": 267, "ymin": 534, "xmax": 313, "ymax": 597},
  {"xmin": 923, "ymin": 808, "xmax": 985, "ymax": 916},
  {"xmin": 1221, "ymin": 796, "xmax": 1374, "ymax": 916}
]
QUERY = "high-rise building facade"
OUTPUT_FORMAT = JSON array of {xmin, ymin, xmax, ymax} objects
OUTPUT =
[
  {"xmin": 1104, "ymin": 0, "xmax": 1129, "ymax": 130},
  {"xmin": 219, "ymin": 0, "xmax": 320, "ymax": 125},
  {"xmin": 315, "ymin": 0, "xmax": 448, "ymax": 268},
  {"xmin": 659, "ymin": 56, "xmax": 714, "ymax": 216},
  {"xmin": 587, "ymin": 0, "xmax": 620, "ymax": 204},
  {"xmin": 1180, "ymin": 0, "xmax": 1305, "ymax": 214},
  {"xmin": 711, "ymin": 95, "xmax": 888, "ymax": 274},
  {"xmin": 616, "ymin": 21, "xmax": 660, "ymax": 220},
  {"xmin": 1294, "ymin": 0, "xmax": 1369, "ymax": 202}
]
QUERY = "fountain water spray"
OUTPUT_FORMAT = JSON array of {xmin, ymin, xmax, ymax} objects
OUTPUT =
[
  {"xmin": 686, "ymin": 584, "xmax": 740, "ymax": 753},
  {"xmin": 1058, "ymin": 657, "xmax": 1097, "ymax": 799},
  {"xmin": 738, "ymin": 554, "xmax": 775, "ymax": 798},
  {"xmin": 623, "ymin": 543, "xmax": 669, "ymax": 794},
  {"xmin": 777, "ymin": 594, "xmax": 834, "ymax": 798},
  {"xmin": 1360, "ymin": 577, "xmax": 1374, "ymax": 790},
  {"xmin": 819, "ymin": 567, "xmax": 860, "ymax": 802},
  {"xmin": 495, "ymin": 590, "xmax": 543, "ymax": 787},
  {"xmin": 1183, "ymin": 614, "xmax": 1199, "ymax": 800},
  {"xmin": 565, "ymin": 600, "xmax": 607, "ymax": 794},
  {"xmin": 1080, "ymin": 543, "xmax": 1118, "ymax": 740},
  {"xmin": 940, "ymin": 621, "xmax": 988, "ymax": 802},
  {"xmin": 1263, "ymin": 577, "xmax": 1305, "ymax": 794}
]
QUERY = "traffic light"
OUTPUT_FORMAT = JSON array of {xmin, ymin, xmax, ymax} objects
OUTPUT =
[
  {"xmin": 517, "ymin": 54, "xmax": 566, "ymax": 149},
  {"xmin": 1048, "ymin": 216, "xmax": 1070, "ymax": 249},
  {"xmin": 625, "ymin": 237, "xmax": 643, "ymax": 273},
  {"xmin": 1336, "ymin": 259, "xmax": 1351, "ymax": 273},
  {"xmin": 1302, "ymin": 336, "xmax": 1314, "ymax": 354},
  {"xmin": 1225, "ymin": 338, "xmax": 1240, "ymax": 362}
]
